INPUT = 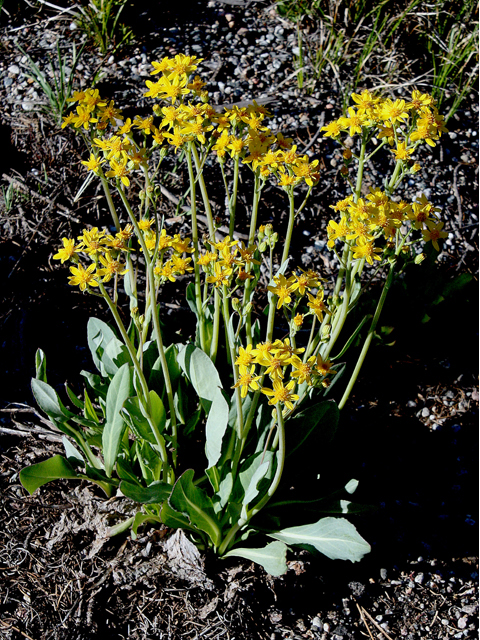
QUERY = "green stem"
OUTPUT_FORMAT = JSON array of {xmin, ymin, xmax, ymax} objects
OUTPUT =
[
  {"xmin": 191, "ymin": 143, "xmax": 216, "ymax": 240},
  {"xmin": 219, "ymin": 404, "xmax": 286, "ymax": 556},
  {"xmin": 210, "ymin": 289, "xmax": 221, "ymax": 363},
  {"xmin": 186, "ymin": 144, "xmax": 207, "ymax": 351},
  {"xmin": 338, "ymin": 259, "xmax": 396, "ymax": 410},
  {"xmin": 222, "ymin": 284, "xmax": 243, "ymax": 441},
  {"xmin": 116, "ymin": 187, "xmax": 177, "ymax": 467},
  {"xmin": 281, "ymin": 189, "xmax": 296, "ymax": 266},
  {"xmin": 244, "ymin": 170, "xmax": 262, "ymax": 345},
  {"xmin": 229, "ymin": 156, "xmax": 239, "ymax": 238},
  {"xmin": 99, "ymin": 171, "xmax": 121, "ymax": 232}
]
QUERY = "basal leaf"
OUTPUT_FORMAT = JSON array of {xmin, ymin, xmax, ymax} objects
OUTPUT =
[
  {"xmin": 62, "ymin": 436, "xmax": 84, "ymax": 466},
  {"xmin": 87, "ymin": 317, "xmax": 117, "ymax": 374},
  {"xmin": 103, "ymin": 363, "xmax": 133, "ymax": 477},
  {"xmin": 35, "ymin": 348, "xmax": 47, "ymax": 383},
  {"xmin": 177, "ymin": 344, "xmax": 223, "ymax": 410},
  {"xmin": 205, "ymin": 388, "xmax": 229, "ymax": 468},
  {"xmin": 31, "ymin": 378, "xmax": 72, "ymax": 421},
  {"xmin": 269, "ymin": 516, "xmax": 370, "ymax": 562},
  {"xmin": 120, "ymin": 480, "xmax": 172, "ymax": 504},
  {"xmin": 169, "ymin": 469, "xmax": 221, "ymax": 546},
  {"xmin": 19, "ymin": 455, "xmax": 78, "ymax": 494},
  {"xmin": 224, "ymin": 541, "xmax": 288, "ymax": 576}
]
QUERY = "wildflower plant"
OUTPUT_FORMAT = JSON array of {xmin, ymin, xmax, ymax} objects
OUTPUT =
[{"xmin": 20, "ymin": 55, "xmax": 449, "ymax": 575}]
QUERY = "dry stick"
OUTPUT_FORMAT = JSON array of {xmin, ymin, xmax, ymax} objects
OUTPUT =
[
  {"xmin": 0, "ymin": 619, "xmax": 36, "ymax": 640},
  {"xmin": 357, "ymin": 603, "xmax": 395, "ymax": 640},
  {"xmin": 356, "ymin": 603, "xmax": 375, "ymax": 640}
]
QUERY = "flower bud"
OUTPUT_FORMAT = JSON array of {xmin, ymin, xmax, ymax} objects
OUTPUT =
[
  {"xmin": 343, "ymin": 149, "xmax": 352, "ymax": 161},
  {"xmin": 264, "ymin": 224, "xmax": 274, "ymax": 238},
  {"xmin": 139, "ymin": 190, "xmax": 146, "ymax": 201},
  {"xmin": 340, "ymin": 165, "xmax": 349, "ymax": 176},
  {"xmin": 146, "ymin": 185, "xmax": 154, "ymax": 195},
  {"xmin": 322, "ymin": 324, "xmax": 331, "ymax": 339},
  {"xmin": 259, "ymin": 241, "xmax": 267, "ymax": 252},
  {"xmin": 231, "ymin": 297, "xmax": 241, "ymax": 313},
  {"xmin": 414, "ymin": 252, "xmax": 426, "ymax": 264}
]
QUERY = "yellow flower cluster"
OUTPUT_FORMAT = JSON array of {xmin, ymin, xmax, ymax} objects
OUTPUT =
[
  {"xmin": 148, "ymin": 227, "xmax": 195, "ymax": 284},
  {"xmin": 53, "ymin": 225, "xmax": 133, "ymax": 290},
  {"xmin": 232, "ymin": 339, "xmax": 336, "ymax": 411},
  {"xmin": 326, "ymin": 189, "xmax": 447, "ymax": 263},
  {"xmin": 53, "ymin": 223, "xmax": 195, "ymax": 290},
  {"xmin": 197, "ymin": 236, "xmax": 260, "ymax": 289},
  {"xmin": 321, "ymin": 89, "xmax": 448, "ymax": 164},
  {"xmin": 266, "ymin": 269, "xmax": 329, "ymax": 321},
  {"xmin": 62, "ymin": 54, "xmax": 321, "ymax": 189}
]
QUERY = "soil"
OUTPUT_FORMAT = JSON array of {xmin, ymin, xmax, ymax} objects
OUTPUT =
[{"xmin": 0, "ymin": 1, "xmax": 478, "ymax": 639}]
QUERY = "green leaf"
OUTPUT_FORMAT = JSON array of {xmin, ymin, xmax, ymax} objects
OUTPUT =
[
  {"xmin": 120, "ymin": 480, "xmax": 172, "ymax": 504},
  {"xmin": 177, "ymin": 343, "xmax": 223, "ymax": 410},
  {"xmin": 81, "ymin": 370, "xmax": 108, "ymax": 402},
  {"xmin": 161, "ymin": 500, "xmax": 198, "ymax": 533},
  {"xmin": 62, "ymin": 437, "xmax": 84, "ymax": 466},
  {"xmin": 149, "ymin": 390, "xmax": 166, "ymax": 435},
  {"xmin": 185, "ymin": 282, "xmax": 198, "ymax": 316},
  {"xmin": 84, "ymin": 388, "xmax": 100, "ymax": 423},
  {"xmin": 287, "ymin": 400, "xmax": 339, "ymax": 458},
  {"xmin": 123, "ymin": 396, "xmax": 156, "ymax": 444},
  {"xmin": 131, "ymin": 512, "xmax": 162, "ymax": 538},
  {"xmin": 87, "ymin": 317, "xmax": 117, "ymax": 374},
  {"xmin": 224, "ymin": 541, "xmax": 288, "ymax": 576},
  {"xmin": 269, "ymin": 517, "xmax": 371, "ymax": 562},
  {"xmin": 20, "ymin": 455, "xmax": 78, "ymax": 494},
  {"xmin": 169, "ymin": 469, "xmax": 222, "ymax": 546},
  {"xmin": 103, "ymin": 363, "xmax": 133, "ymax": 477},
  {"xmin": 65, "ymin": 384, "xmax": 84, "ymax": 410},
  {"xmin": 205, "ymin": 388, "xmax": 230, "ymax": 469},
  {"xmin": 35, "ymin": 349, "xmax": 47, "ymax": 383},
  {"xmin": 31, "ymin": 378, "xmax": 72, "ymax": 421},
  {"xmin": 332, "ymin": 315, "xmax": 371, "ymax": 361},
  {"xmin": 102, "ymin": 337, "xmax": 131, "ymax": 376},
  {"xmin": 116, "ymin": 456, "xmax": 140, "ymax": 484}
]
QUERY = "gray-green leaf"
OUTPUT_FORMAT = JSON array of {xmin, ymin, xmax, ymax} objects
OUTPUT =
[
  {"xmin": 103, "ymin": 363, "xmax": 133, "ymax": 477},
  {"xmin": 224, "ymin": 541, "xmax": 288, "ymax": 576},
  {"xmin": 269, "ymin": 517, "xmax": 370, "ymax": 562}
]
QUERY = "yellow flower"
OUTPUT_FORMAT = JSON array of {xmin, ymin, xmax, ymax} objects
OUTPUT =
[
  {"xmin": 290, "ymin": 356, "xmax": 314, "ymax": 385},
  {"xmin": 421, "ymin": 220, "xmax": 448, "ymax": 251},
  {"xmin": 293, "ymin": 313, "xmax": 304, "ymax": 328},
  {"xmin": 267, "ymin": 274, "xmax": 295, "ymax": 309},
  {"xmin": 68, "ymin": 263, "xmax": 99, "ymax": 291},
  {"xmin": 307, "ymin": 291, "xmax": 329, "ymax": 321},
  {"xmin": 53, "ymin": 238, "xmax": 79, "ymax": 263},
  {"xmin": 338, "ymin": 107, "xmax": 367, "ymax": 136},
  {"xmin": 81, "ymin": 154, "xmax": 105, "ymax": 175},
  {"xmin": 235, "ymin": 344, "xmax": 255, "ymax": 367},
  {"xmin": 392, "ymin": 141, "xmax": 414, "ymax": 162},
  {"xmin": 352, "ymin": 238, "xmax": 383, "ymax": 265},
  {"xmin": 97, "ymin": 253, "xmax": 128, "ymax": 282},
  {"xmin": 232, "ymin": 365, "xmax": 261, "ymax": 398},
  {"xmin": 105, "ymin": 156, "xmax": 131, "ymax": 187},
  {"xmin": 321, "ymin": 120, "xmax": 343, "ymax": 138},
  {"xmin": 261, "ymin": 379, "xmax": 299, "ymax": 410},
  {"xmin": 379, "ymin": 98, "xmax": 409, "ymax": 124}
]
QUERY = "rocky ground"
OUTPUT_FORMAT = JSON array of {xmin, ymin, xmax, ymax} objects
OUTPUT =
[{"xmin": 0, "ymin": 1, "xmax": 478, "ymax": 639}]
